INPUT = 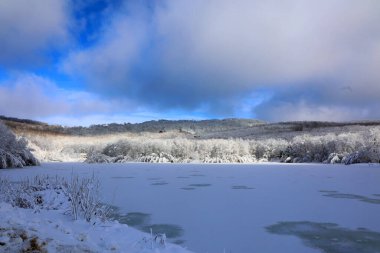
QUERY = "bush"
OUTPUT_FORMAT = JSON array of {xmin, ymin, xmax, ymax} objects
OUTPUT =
[
  {"xmin": 83, "ymin": 126, "xmax": 380, "ymax": 165},
  {"xmin": 0, "ymin": 122, "xmax": 39, "ymax": 168},
  {"xmin": 0, "ymin": 174, "xmax": 111, "ymax": 223},
  {"xmin": 63, "ymin": 174, "xmax": 111, "ymax": 222}
]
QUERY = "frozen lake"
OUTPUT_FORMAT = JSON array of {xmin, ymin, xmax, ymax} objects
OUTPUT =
[{"xmin": 2, "ymin": 163, "xmax": 380, "ymax": 253}]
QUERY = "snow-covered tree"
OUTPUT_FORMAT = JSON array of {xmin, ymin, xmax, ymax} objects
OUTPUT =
[{"xmin": 0, "ymin": 121, "xmax": 39, "ymax": 168}]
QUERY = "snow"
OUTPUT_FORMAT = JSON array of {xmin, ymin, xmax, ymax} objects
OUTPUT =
[
  {"xmin": 0, "ymin": 172, "xmax": 192, "ymax": 253},
  {"xmin": 0, "ymin": 202, "xmax": 191, "ymax": 253},
  {"xmin": 1, "ymin": 163, "xmax": 380, "ymax": 253}
]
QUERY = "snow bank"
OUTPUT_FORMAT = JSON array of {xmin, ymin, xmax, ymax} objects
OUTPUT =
[
  {"xmin": 0, "ymin": 202, "xmax": 192, "ymax": 253},
  {"xmin": 0, "ymin": 176, "xmax": 192, "ymax": 253}
]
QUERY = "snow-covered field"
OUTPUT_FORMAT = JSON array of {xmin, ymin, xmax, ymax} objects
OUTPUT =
[{"xmin": 1, "ymin": 163, "xmax": 380, "ymax": 253}]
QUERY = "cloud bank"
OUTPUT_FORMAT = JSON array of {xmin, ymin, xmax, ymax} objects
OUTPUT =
[
  {"xmin": 60, "ymin": 0, "xmax": 380, "ymax": 121},
  {"xmin": 1, "ymin": 0, "xmax": 380, "ymax": 122},
  {"xmin": 0, "ymin": 73, "xmax": 140, "ymax": 125}
]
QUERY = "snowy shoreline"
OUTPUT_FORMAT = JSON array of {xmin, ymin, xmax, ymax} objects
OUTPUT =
[
  {"xmin": 0, "ymin": 175, "xmax": 192, "ymax": 253},
  {"xmin": 0, "ymin": 202, "xmax": 192, "ymax": 253}
]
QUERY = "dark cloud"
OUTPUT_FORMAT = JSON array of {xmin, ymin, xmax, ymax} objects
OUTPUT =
[{"xmin": 60, "ymin": 0, "xmax": 380, "ymax": 121}]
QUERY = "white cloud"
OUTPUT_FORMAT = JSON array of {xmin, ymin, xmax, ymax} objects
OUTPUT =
[
  {"xmin": 154, "ymin": 0, "xmax": 380, "ymax": 88},
  {"xmin": 41, "ymin": 111, "xmax": 206, "ymax": 127},
  {"xmin": 0, "ymin": 73, "xmax": 135, "ymax": 121},
  {"xmin": 0, "ymin": 0, "xmax": 69, "ymax": 67},
  {"xmin": 255, "ymin": 100, "xmax": 380, "ymax": 122},
  {"xmin": 0, "ymin": 74, "xmax": 69, "ymax": 118},
  {"xmin": 62, "ymin": 10, "xmax": 149, "ymax": 94},
  {"xmin": 59, "ymin": 0, "xmax": 380, "ymax": 121}
]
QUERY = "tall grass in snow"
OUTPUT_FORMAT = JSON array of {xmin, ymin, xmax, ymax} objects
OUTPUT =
[
  {"xmin": 0, "ymin": 174, "xmax": 111, "ymax": 222},
  {"xmin": 16, "ymin": 124, "xmax": 380, "ymax": 164}
]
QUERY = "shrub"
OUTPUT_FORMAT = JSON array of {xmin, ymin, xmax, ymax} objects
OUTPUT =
[
  {"xmin": 0, "ymin": 122, "xmax": 39, "ymax": 168},
  {"xmin": 0, "ymin": 174, "xmax": 111, "ymax": 223},
  {"xmin": 84, "ymin": 127, "xmax": 380, "ymax": 165},
  {"xmin": 63, "ymin": 174, "xmax": 112, "ymax": 222}
]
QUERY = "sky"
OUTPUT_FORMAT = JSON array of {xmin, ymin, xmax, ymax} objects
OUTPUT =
[{"xmin": 0, "ymin": 0, "xmax": 380, "ymax": 126}]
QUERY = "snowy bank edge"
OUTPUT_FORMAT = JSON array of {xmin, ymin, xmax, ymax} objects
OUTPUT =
[{"xmin": 0, "ymin": 202, "xmax": 192, "ymax": 253}]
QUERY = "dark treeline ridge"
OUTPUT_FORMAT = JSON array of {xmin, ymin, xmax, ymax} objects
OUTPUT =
[
  {"xmin": 65, "ymin": 118, "xmax": 264, "ymax": 136},
  {"xmin": 280, "ymin": 121, "xmax": 380, "ymax": 130},
  {"xmin": 0, "ymin": 115, "xmax": 46, "ymax": 126},
  {"xmin": 1, "ymin": 116, "xmax": 264, "ymax": 136},
  {"xmin": 0, "ymin": 115, "xmax": 66, "ymax": 136},
  {"xmin": 2, "ymin": 115, "xmax": 380, "ymax": 139}
]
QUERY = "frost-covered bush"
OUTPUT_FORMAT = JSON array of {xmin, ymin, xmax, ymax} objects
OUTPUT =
[
  {"xmin": 88, "ymin": 138, "xmax": 257, "ymax": 163},
  {"xmin": 365, "ymin": 128, "xmax": 380, "ymax": 163},
  {"xmin": 290, "ymin": 135, "xmax": 330, "ymax": 162},
  {"xmin": 325, "ymin": 153, "xmax": 344, "ymax": 164},
  {"xmin": 0, "ymin": 122, "xmax": 39, "ymax": 168},
  {"xmin": 138, "ymin": 152, "xmax": 175, "ymax": 163},
  {"xmin": 63, "ymin": 174, "xmax": 111, "ymax": 222},
  {"xmin": 0, "ymin": 174, "xmax": 111, "ymax": 223},
  {"xmin": 83, "ymin": 127, "xmax": 380, "ymax": 165},
  {"xmin": 342, "ymin": 129, "xmax": 380, "ymax": 164},
  {"xmin": 252, "ymin": 138, "xmax": 288, "ymax": 161},
  {"xmin": 275, "ymin": 131, "xmax": 380, "ymax": 164},
  {"xmin": 342, "ymin": 151, "xmax": 369, "ymax": 165},
  {"xmin": 0, "ymin": 175, "xmax": 64, "ymax": 210},
  {"xmin": 85, "ymin": 151, "xmax": 111, "ymax": 163},
  {"xmin": 16, "ymin": 121, "xmax": 377, "ymax": 165},
  {"xmin": 171, "ymin": 139, "xmax": 195, "ymax": 160}
]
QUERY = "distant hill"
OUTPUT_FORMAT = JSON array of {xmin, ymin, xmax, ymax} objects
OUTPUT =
[
  {"xmin": 0, "ymin": 115, "xmax": 46, "ymax": 126},
  {"xmin": 63, "ymin": 118, "xmax": 265, "ymax": 136},
  {"xmin": 1, "ymin": 115, "xmax": 380, "ymax": 139},
  {"xmin": 0, "ymin": 115, "xmax": 66, "ymax": 136},
  {"xmin": 0, "ymin": 115, "xmax": 265, "ymax": 136}
]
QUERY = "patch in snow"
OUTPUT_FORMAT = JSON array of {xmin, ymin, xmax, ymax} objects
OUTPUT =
[
  {"xmin": 266, "ymin": 221, "xmax": 380, "ymax": 253},
  {"xmin": 188, "ymin": 184, "xmax": 211, "ymax": 187},
  {"xmin": 321, "ymin": 192, "xmax": 380, "ymax": 205},
  {"xmin": 231, "ymin": 185, "xmax": 255, "ymax": 190}
]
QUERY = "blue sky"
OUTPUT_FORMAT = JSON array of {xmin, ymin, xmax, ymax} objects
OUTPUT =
[{"xmin": 1, "ymin": 0, "xmax": 380, "ymax": 126}]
